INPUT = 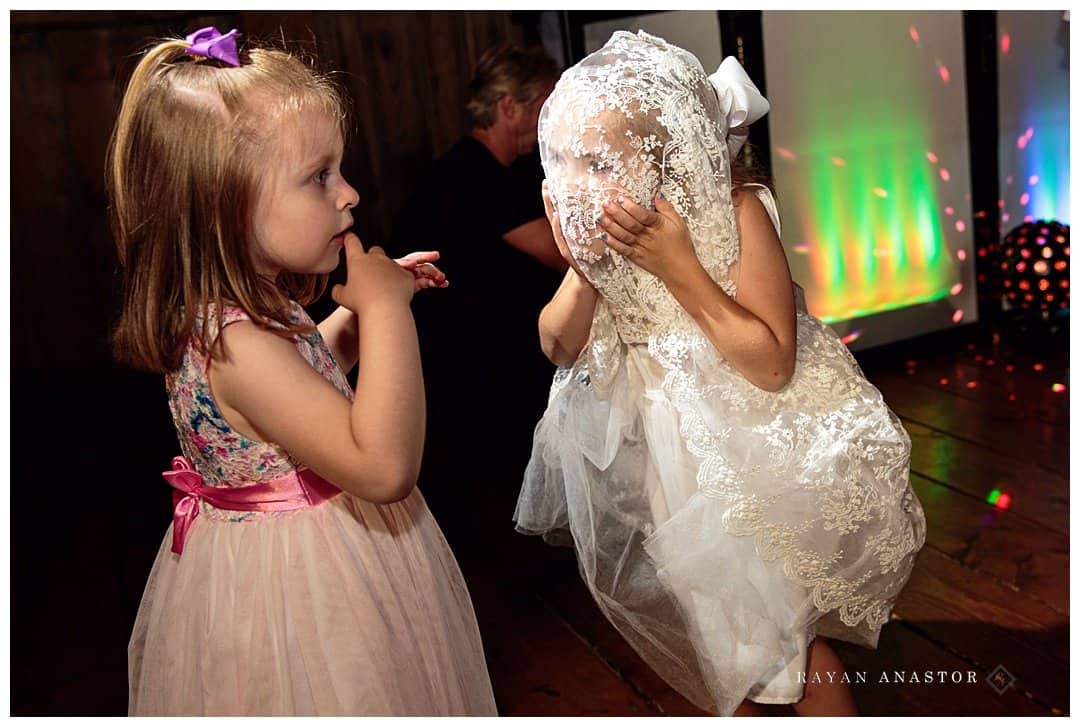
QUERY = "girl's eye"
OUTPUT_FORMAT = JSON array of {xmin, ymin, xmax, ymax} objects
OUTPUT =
[
  {"xmin": 588, "ymin": 160, "xmax": 612, "ymax": 174},
  {"xmin": 313, "ymin": 169, "xmax": 330, "ymax": 185}
]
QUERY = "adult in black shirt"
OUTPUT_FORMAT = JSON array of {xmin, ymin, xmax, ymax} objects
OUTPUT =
[{"xmin": 391, "ymin": 45, "xmax": 565, "ymax": 453}]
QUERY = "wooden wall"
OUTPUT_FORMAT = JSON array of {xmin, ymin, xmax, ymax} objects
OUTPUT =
[{"xmin": 10, "ymin": 10, "xmax": 527, "ymax": 389}]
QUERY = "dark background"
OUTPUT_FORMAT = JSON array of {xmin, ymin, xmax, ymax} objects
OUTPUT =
[{"xmin": 11, "ymin": 10, "xmax": 1018, "ymax": 715}]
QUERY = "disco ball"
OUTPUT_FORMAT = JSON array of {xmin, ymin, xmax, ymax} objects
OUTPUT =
[{"xmin": 1000, "ymin": 220, "xmax": 1069, "ymax": 312}]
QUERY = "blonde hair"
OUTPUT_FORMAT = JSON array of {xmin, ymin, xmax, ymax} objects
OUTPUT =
[
  {"xmin": 106, "ymin": 36, "xmax": 348, "ymax": 373},
  {"xmin": 466, "ymin": 44, "xmax": 559, "ymax": 129}
]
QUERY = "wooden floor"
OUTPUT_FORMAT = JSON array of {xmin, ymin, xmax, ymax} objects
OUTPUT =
[
  {"xmin": 11, "ymin": 314, "xmax": 1070, "ymax": 715},
  {"xmin": 419, "ymin": 313, "xmax": 1070, "ymax": 717}
]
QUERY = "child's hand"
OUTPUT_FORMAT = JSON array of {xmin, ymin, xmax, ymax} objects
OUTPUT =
[
  {"xmin": 331, "ymin": 233, "xmax": 415, "ymax": 312},
  {"xmin": 542, "ymin": 180, "xmax": 593, "ymax": 284},
  {"xmin": 598, "ymin": 193, "xmax": 701, "ymax": 284},
  {"xmin": 395, "ymin": 251, "xmax": 449, "ymax": 291}
]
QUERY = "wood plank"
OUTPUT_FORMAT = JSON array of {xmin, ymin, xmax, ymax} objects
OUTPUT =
[
  {"xmin": 874, "ymin": 375, "xmax": 1069, "ymax": 476},
  {"xmin": 885, "ymin": 356, "xmax": 1068, "ymax": 426},
  {"xmin": 533, "ymin": 558, "xmax": 710, "ymax": 716},
  {"xmin": 902, "ymin": 420, "xmax": 1068, "ymax": 535},
  {"xmin": 894, "ymin": 547, "xmax": 1068, "ymax": 709},
  {"xmin": 911, "ymin": 474, "xmax": 1068, "ymax": 614},
  {"xmin": 469, "ymin": 573, "xmax": 659, "ymax": 716}
]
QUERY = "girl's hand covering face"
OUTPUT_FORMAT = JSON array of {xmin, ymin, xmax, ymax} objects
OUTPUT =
[
  {"xmin": 598, "ymin": 193, "xmax": 699, "ymax": 283},
  {"xmin": 542, "ymin": 179, "xmax": 591, "ymax": 281},
  {"xmin": 394, "ymin": 251, "xmax": 449, "ymax": 291}
]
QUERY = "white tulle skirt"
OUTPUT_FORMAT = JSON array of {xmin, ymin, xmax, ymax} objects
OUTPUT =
[
  {"xmin": 128, "ymin": 488, "xmax": 497, "ymax": 716},
  {"xmin": 515, "ymin": 310, "xmax": 927, "ymax": 715}
]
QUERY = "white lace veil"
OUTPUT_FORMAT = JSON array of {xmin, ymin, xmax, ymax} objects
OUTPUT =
[{"xmin": 538, "ymin": 30, "xmax": 771, "ymax": 387}]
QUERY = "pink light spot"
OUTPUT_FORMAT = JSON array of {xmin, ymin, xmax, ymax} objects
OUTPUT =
[
  {"xmin": 1002, "ymin": 212, "xmax": 1011, "ymax": 223},
  {"xmin": 952, "ymin": 309, "xmax": 964, "ymax": 324},
  {"xmin": 840, "ymin": 330, "xmax": 862, "ymax": 346},
  {"xmin": 873, "ymin": 248, "xmax": 891, "ymax": 257},
  {"xmin": 997, "ymin": 199, "xmax": 1005, "ymax": 208},
  {"xmin": 957, "ymin": 249, "xmax": 967, "ymax": 261},
  {"xmin": 909, "ymin": 26, "xmax": 920, "ymax": 44},
  {"xmin": 938, "ymin": 64, "xmax": 950, "ymax": 84},
  {"xmin": 939, "ymin": 378, "xmax": 949, "ymax": 385},
  {"xmin": 1008, "ymin": 393, "xmax": 1017, "ymax": 401},
  {"xmin": 1024, "ymin": 215, "xmax": 1034, "ymax": 223},
  {"xmin": 1020, "ymin": 192, "xmax": 1030, "ymax": 206},
  {"xmin": 996, "ymin": 493, "xmax": 1011, "ymax": 509},
  {"xmin": 926, "ymin": 151, "xmax": 938, "ymax": 164},
  {"xmin": 1033, "ymin": 363, "xmax": 1045, "ymax": 371},
  {"xmin": 873, "ymin": 187, "xmax": 888, "ymax": 198},
  {"xmin": 1029, "ymin": 175, "xmax": 1039, "ymax": 185},
  {"xmin": 831, "ymin": 157, "xmax": 847, "ymax": 167},
  {"xmin": 966, "ymin": 381, "xmax": 977, "ymax": 389},
  {"xmin": 1052, "ymin": 383, "xmax": 1067, "ymax": 393},
  {"xmin": 775, "ymin": 147, "xmax": 796, "ymax": 160},
  {"xmin": 1002, "ymin": 33, "xmax": 1010, "ymax": 54},
  {"xmin": 950, "ymin": 283, "xmax": 963, "ymax": 295},
  {"xmin": 945, "ymin": 206, "xmax": 955, "ymax": 215},
  {"xmin": 955, "ymin": 220, "xmax": 966, "ymax": 233},
  {"xmin": 1006, "ymin": 175, "xmax": 1014, "ymax": 184},
  {"xmin": 791, "ymin": 244, "xmax": 810, "ymax": 254},
  {"xmin": 940, "ymin": 168, "xmax": 951, "ymax": 181}
]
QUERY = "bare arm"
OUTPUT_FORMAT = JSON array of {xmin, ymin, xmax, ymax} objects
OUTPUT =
[
  {"xmin": 504, "ymin": 217, "xmax": 570, "ymax": 273},
  {"xmin": 598, "ymin": 191, "xmax": 796, "ymax": 392},
  {"xmin": 210, "ymin": 237, "xmax": 425, "ymax": 503},
  {"xmin": 539, "ymin": 268, "xmax": 599, "ymax": 366},
  {"xmin": 535, "ymin": 181, "xmax": 600, "ymax": 365},
  {"xmin": 317, "ymin": 305, "xmax": 359, "ymax": 374}
]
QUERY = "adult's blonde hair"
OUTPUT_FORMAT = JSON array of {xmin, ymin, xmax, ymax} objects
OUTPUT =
[
  {"xmin": 466, "ymin": 43, "xmax": 559, "ymax": 129},
  {"xmin": 106, "ymin": 36, "xmax": 348, "ymax": 373}
]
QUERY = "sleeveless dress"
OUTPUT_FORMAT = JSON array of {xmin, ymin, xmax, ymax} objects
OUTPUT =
[
  {"xmin": 515, "ymin": 185, "xmax": 928, "ymax": 715},
  {"xmin": 128, "ymin": 301, "xmax": 498, "ymax": 716}
]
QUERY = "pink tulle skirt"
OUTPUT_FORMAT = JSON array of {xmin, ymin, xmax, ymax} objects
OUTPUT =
[{"xmin": 128, "ymin": 487, "xmax": 497, "ymax": 716}]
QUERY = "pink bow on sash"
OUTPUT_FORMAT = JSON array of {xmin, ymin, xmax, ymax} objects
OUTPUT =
[{"xmin": 161, "ymin": 456, "xmax": 341, "ymax": 555}]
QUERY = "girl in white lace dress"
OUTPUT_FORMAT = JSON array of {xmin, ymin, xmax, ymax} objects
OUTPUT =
[{"xmin": 514, "ymin": 31, "xmax": 926, "ymax": 716}]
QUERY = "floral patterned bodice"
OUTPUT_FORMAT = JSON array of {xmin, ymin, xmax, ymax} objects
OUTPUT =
[{"xmin": 166, "ymin": 301, "xmax": 351, "ymax": 488}]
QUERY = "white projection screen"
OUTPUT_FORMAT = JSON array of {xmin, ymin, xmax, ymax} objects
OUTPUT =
[
  {"xmin": 762, "ymin": 11, "xmax": 978, "ymax": 350},
  {"xmin": 583, "ymin": 11, "xmax": 723, "ymax": 69}
]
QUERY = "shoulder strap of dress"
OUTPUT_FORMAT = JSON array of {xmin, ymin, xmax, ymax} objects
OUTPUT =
[{"xmin": 734, "ymin": 183, "xmax": 781, "ymax": 238}]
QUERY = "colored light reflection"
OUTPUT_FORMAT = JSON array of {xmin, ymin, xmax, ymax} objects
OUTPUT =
[{"xmin": 767, "ymin": 12, "xmax": 971, "ymax": 327}]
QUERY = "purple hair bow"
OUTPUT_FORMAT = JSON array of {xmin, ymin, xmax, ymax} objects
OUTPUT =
[{"xmin": 184, "ymin": 26, "xmax": 241, "ymax": 67}]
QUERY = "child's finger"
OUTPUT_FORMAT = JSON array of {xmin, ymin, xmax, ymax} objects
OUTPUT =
[
  {"xmin": 616, "ymin": 195, "xmax": 660, "ymax": 227},
  {"xmin": 368, "ymin": 245, "xmax": 386, "ymax": 257},
  {"xmin": 601, "ymin": 233, "xmax": 636, "ymax": 259},
  {"xmin": 654, "ymin": 193, "xmax": 682, "ymax": 224},
  {"xmin": 343, "ymin": 232, "xmax": 365, "ymax": 258},
  {"xmin": 602, "ymin": 199, "xmax": 646, "ymax": 235},
  {"xmin": 400, "ymin": 251, "xmax": 440, "ymax": 265},
  {"xmin": 599, "ymin": 214, "xmax": 636, "ymax": 245}
]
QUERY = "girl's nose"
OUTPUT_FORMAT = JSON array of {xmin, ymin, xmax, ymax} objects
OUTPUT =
[{"xmin": 340, "ymin": 180, "xmax": 360, "ymax": 211}]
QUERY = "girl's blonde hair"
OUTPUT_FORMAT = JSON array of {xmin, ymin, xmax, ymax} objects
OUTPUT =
[{"xmin": 106, "ymin": 36, "xmax": 348, "ymax": 373}]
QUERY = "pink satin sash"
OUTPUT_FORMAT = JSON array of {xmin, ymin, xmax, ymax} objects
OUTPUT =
[{"xmin": 161, "ymin": 456, "xmax": 341, "ymax": 555}]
